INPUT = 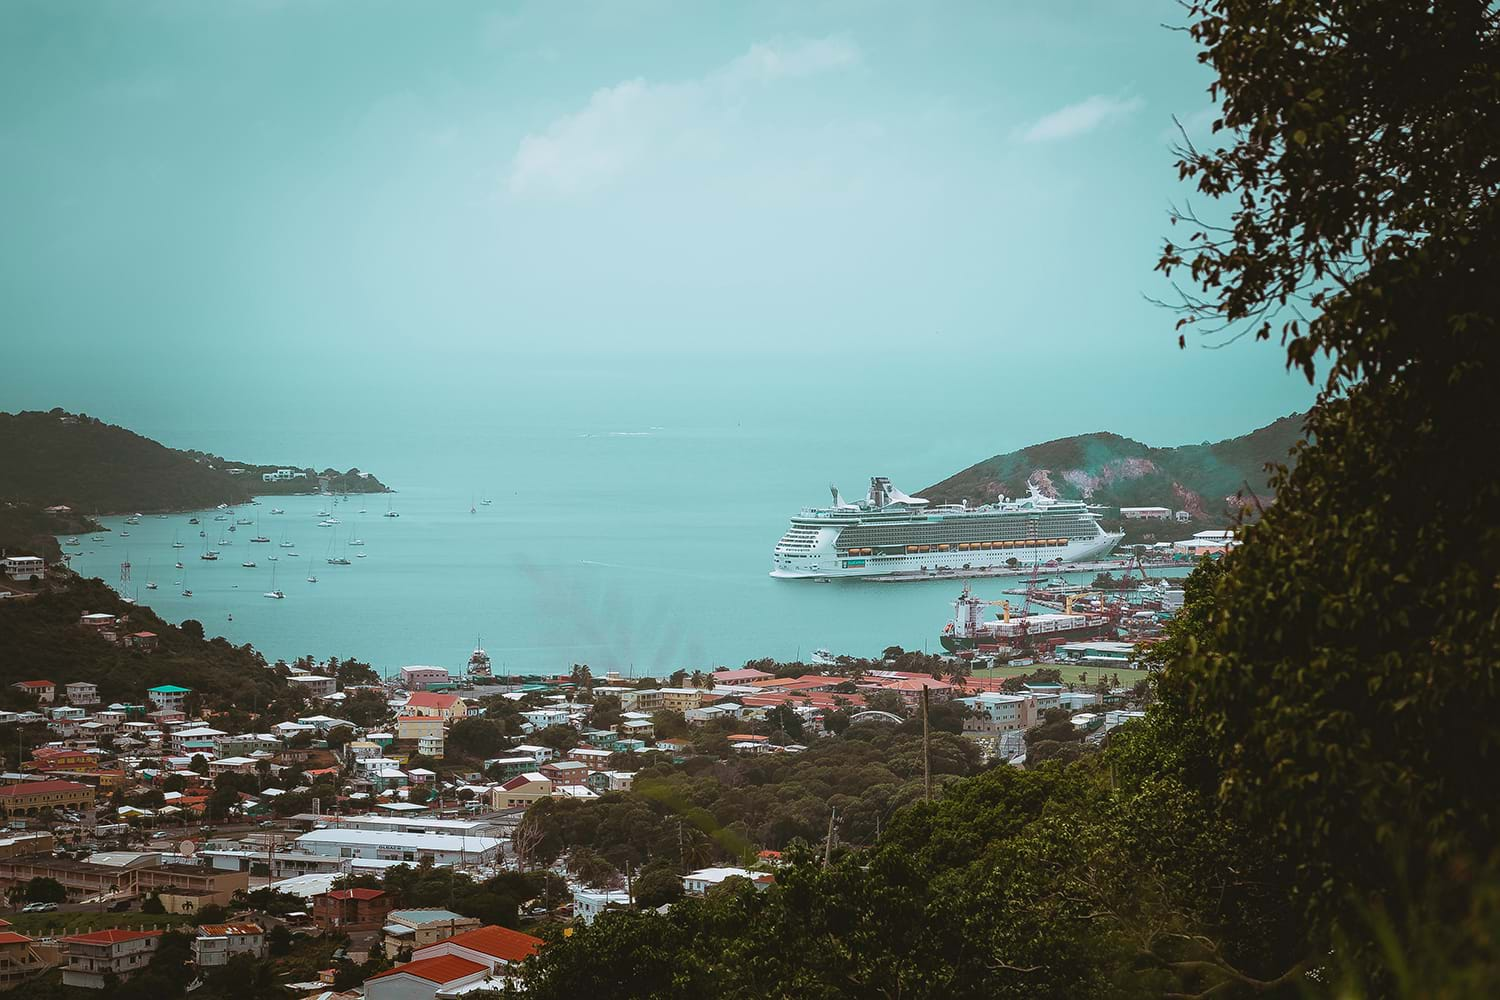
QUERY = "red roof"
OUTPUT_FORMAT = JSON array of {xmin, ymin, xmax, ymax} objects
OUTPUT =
[
  {"xmin": 0, "ymin": 779, "xmax": 91, "ymax": 797},
  {"xmin": 405, "ymin": 692, "xmax": 462, "ymax": 710},
  {"xmin": 367, "ymin": 954, "xmax": 486, "ymax": 984},
  {"xmin": 886, "ymin": 676, "xmax": 953, "ymax": 691},
  {"xmin": 62, "ymin": 929, "xmax": 162, "ymax": 945},
  {"xmin": 327, "ymin": 887, "xmax": 384, "ymax": 901},
  {"xmin": 437, "ymin": 924, "xmax": 543, "ymax": 963},
  {"xmin": 16, "ymin": 680, "xmax": 53, "ymax": 689},
  {"xmin": 0, "ymin": 932, "xmax": 32, "ymax": 945}
]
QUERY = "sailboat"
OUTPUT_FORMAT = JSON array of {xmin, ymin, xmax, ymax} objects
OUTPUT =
[
  {"xmin": 264, "ymin": 563, "xmax": 285, "ymax": 599},
  {"xmin": 171, "ymin": 529, "xmax": 184, "ymax": 549},
  {"xmin": 470, "ymin": 494, "xmax": 476, "ymax": 515},
  {"xmin": 326, "ymin": 531, "xmax": 350, "ymax": 565},
  {"xmin": 270, "ymin": 508, "xmax": 285, "ymax": 515},
  {"xmin": 251, "ymin": 516, "xmax": 270, "ymax": 543},
  {"xmin": 306, "ymin": 557, "xmax": 318, "ymax": 583},
  {"xmin": 145, "ymin": 559, "xmax": 157, "ymax": 590},
  {"xmin": 174, "ymin": 560, "xmax": 184, "ymax": 570},
  {"xmin": 384, "ymin": 497, "xmax": 399, "ymax": 518},
  {"xmin": 347, "ymin": 522, "xmax": 364, "ymax": 547},
  {"xmin": 181, "ymin": 569, "xmax": 193, "ymax": 597}
]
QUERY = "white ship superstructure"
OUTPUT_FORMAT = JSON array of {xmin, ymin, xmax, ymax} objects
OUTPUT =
[{"xmin": 771, "ymin": 477, "xmax": 1123, "ymax": 580}]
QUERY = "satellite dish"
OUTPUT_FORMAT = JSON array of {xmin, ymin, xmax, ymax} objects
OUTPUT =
[{"xmin": 179, "ymin": 840, "xmax": 197, "ymax": 856}]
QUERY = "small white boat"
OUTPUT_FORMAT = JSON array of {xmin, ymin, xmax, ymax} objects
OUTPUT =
[
  {"xmin": 356, "ymin": 552, "xmax": 367, "ymax": 558},
  {"xmin": 318, "ymin": 520, "xmax": 336, "ymax": 527},
  {"xmin": 66, "ymin": 537, "xmax": 80, "ymax": 546},
  {"xmin": 182, "ymin": 589, "xmax": 193, "ymax": 597},
  {"xmin": 251, "ymin": 535, "xmax": 270, "ymax": 543},
  {"xmin": 316, "ymin": 510, "xmax": 331, "ymax": 517},
  {"xmin": 384, "ymin": 511, "xmax": 399, "ymax": 518},
  {"xmin": 348, "ymin": 538, "xmax": 364, "ymax": 546},
  {"xmin": 270, "ymin": 508, "xmax": 285, "ymax": 515},
  {"xmin": 146, "ymin": 582, "xmax": 158, "ymax": 590},
  {"xmin": 236, "ymin": 518, "xmax": 252, "ymax": 525},
  {"xmin": 201, "ymin": 552, "xmax": 219, "ymax": 561},
  {"xmin": 267, "ymin": 555, "xmax": 278, "ymax": 562},
  {"xmin": 327, "ymin": 556, "xmax": 350, "ymax": 566},
  {"xmin": 174, "ymin": 561, "xmax": 184, "ymax": 569},
  {"xmin": 172, "ymin": 541, "xmax": 185, "ymax": 549},
  {"xmin": 481, "ymin": 499, "xmax": 493, "ymax": 506},
  {"xmin": 265, "ymin": 589, "xmax": 285, "ymax": 599},
  {"xmin": 279, "ymin": 540, "xmax": 295, "ymax": 547},
  {"xmin": 120, "ymin": 531, "xmax": 130, "ymax": 537},
  {"xmin": 241, "ymin": 561, "xmax": 256, "ymax": 568}
]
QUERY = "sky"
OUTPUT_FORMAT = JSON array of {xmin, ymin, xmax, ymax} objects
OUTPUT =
[{"xmin": 0, "ymin": 0, "xmax": 1315, "ymax": 465}]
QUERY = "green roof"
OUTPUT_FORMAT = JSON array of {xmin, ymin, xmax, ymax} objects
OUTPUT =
[{"xmin": 148, "ymin": 685, "xmax": 193, "ymax": 693}]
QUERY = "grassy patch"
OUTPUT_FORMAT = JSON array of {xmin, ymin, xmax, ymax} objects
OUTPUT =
[
  {"xmin": 969, "ymin": 662, "xmax": 1150, "ymax": 686},
  {"xmin": 3, "ymin": 910, "xmax": 193, "ymax": 936}
]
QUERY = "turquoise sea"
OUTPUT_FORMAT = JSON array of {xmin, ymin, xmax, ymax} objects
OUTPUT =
[{"xmin": 56, "ymin": 358, "xmax": 1214, "ymax": 678}]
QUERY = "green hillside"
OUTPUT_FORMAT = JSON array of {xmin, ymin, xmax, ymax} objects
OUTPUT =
[
  {"xmin": 0, "ymin": 409, "xmax": 391, "ymax": 514},
  {"xmin": 922, "ymin": 413, "xmax": 1307, "ymax": 522},
  {"xmin": 0, "ymin": 573, "xmax": 290, "ymax": 714}
]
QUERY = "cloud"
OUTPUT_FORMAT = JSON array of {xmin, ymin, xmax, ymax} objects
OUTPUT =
[
  {"xmin": 1020, "ymin": 94, "xmax": 1144, "ymax": 143},
  {"xmin": 506, "ymin": 37, "xmax": 860, "ymax": 198}
]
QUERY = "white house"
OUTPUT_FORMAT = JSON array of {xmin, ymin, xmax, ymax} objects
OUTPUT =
[
  {"xmin": 294, "ymin": 829, "xmax": 503, "ymax": 865},
  {"xmin": 2, "ymin": 555, "xmax": 46, "ymax": 582},
  {"xmin": 572, "ymin": 887, "xmax": 631, "ymax": 925},
  {"xmin": 681, "ymin": 867, "xmax": 772, "ymax": 895}
]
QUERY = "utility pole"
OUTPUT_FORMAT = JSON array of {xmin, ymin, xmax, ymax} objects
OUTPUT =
[
  {"xmin": 921, "ymin": 686, "xmax": 932, "ymax": 802},
  {"xmin": 822, "ymin": 807, "xmax": 837, "ymax": 866}
]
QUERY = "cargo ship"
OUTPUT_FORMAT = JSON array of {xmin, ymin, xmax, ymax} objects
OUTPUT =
[
  {"xmin": 940, "ymin": 585, "xmax": 1114, "ymax": 654},
  {"xmin": 771, "ymin": 477, "xmax": 1123, "ymax": 580}
]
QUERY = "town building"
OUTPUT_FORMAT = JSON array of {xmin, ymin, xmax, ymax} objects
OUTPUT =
[
  {"xmin": 402, "ymin": 692, "xmax": 467, "ymax": 721},
  {"xmin": 681, "ymin": 867, "xmax": 774, "ymax": 895},
  {"xmin": 295, "ymin": 829, "xmax": 503, "ymax": 866},
  {"xmin": 1, "ymin": 556, "xmax": 45, "ymax": 583},
  {"xmin": 0, "ymin": 929, "xmax": 59, "ymax": 990},
  {"xmin": 395, "ymin": 716, "xmax": 445, "ymax": 759},
  {"xmin": 572, "ymin": 888, "xmax": 632, "ymax": 925},
  {"xmin": 487, "ymin": 775, "xmax": 553, "ymax": 809},
  {"xmin": 10, "ymin": 680, "xmax": 54, "ymax": 704},
  {"xmin": 64, "ymin": 682, "xmax": 99, "ymax": 706},
  {"xmin": 381, "ymin": 909, "xmax": 481, "ymax": 959},
  {"xmin": 146, "ymin": 685, "xmax": 192, "ymax": 712},
  {"xmin": 1119, "ymin": 506, "xmax": 1172, "ymax": 520},
  {"xmin": 410, "ymin": 923, "xmax": 543, "ymax": 971},
  {"xmin": 0, "ymin": 779, "xmax": 94, "ymax": 818},
  {"xmin": 0, "ymin": 852, "xmax": 247, "ymax": 904},
  {"xmin": 59, "ymin": 929, "xmax": 161, "ymax": 989},
  {"xmin": 659, "ymin": 688, "xmax": 712, "ymax": 712},
  {"xmin": 399, "ymin": 666, "xmax": 451, "ymax": 691},
  {"xmin": 313, "ymin": 887, "xmax": 393, "ymax": 931},
  {"xmin": 287, "ymin": 675, "xmax": 338, "ymax": 699},
  {"xmin": 365, "ymin": 954, "xmax": 489, "ymax": 1000},
  {"xmin": 261, "ymin": 469, "xmax": 307, "ymax": 482},
  {"xmin": 618, "ymin": 689, "xmax": 664, "ymax": 713},
  {"xmin": 958, "ymin": 693, "xmax": 1036, "ymax": 737},
  {"xmin": 192, "ymin": 923, "xmax": 266, "ymax": 967}
]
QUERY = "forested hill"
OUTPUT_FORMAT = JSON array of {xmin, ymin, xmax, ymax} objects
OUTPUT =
[
  {"xmin": 922, "ymin": 412, "xmax": 1307, "ymax": 519},
  {"xmin": 0, "ymin": 574, "xmax": 290, "ymax": 724},
  {"xmin": 0, "ymin": 409, "xmax": 392, "ymax": 513}
]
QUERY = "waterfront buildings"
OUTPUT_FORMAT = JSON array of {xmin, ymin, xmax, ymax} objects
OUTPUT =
[
  {"xmin": 399, "ymin": 666, "xmax": 451, "ymax": 691},
  {"xmin": 295, "ymin": 829, "xmax": 503, "ymax": 865}
]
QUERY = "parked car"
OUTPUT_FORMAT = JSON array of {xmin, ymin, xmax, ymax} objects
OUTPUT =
[
  {"xmin": 109, "ymin": 900, "xmax": 132, "ymax": 912},
  {"xmin": 20, "ymin": 902, "xmax": 58, "ymax": 913}
]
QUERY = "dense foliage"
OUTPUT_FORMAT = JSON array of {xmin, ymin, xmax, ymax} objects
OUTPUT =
[
  {"xmin": 0, "ymin": 574, "xmax": 290, "ymax": 711},
  {"xmin": 520, "ymin": 730, "xmax": 982, "ymax": 874},
  {"xmin": 0, "ymin": 408, "xmax": 390, "ymax": 513}
]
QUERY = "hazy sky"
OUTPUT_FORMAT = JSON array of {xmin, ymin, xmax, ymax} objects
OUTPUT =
[{"xmin": 0, "ymin": 0, "xmax": 1314, "ymax": 458}]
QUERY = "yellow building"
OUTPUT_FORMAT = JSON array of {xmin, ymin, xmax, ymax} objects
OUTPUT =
[{"xmin": 0, "ymin": 780, "xmax": 94, "ymax": 818}]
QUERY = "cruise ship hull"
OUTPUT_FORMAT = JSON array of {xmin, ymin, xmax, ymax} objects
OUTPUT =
[{"xmin": 770, "ymin": 532, "xmax": 1124, "ymax": 580}]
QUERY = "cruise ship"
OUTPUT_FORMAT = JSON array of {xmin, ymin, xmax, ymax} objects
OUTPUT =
[{"xmin": 771, "ymin": 477, "xmax": 1124, "ymax": 580}]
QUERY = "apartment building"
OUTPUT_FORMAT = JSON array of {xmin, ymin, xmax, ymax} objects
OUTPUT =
[{"xmin": 60, "ymin": 930, "xmax": 161, "ymax": 988}]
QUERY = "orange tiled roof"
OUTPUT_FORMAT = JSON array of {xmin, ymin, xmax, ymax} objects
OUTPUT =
[
  {"xmin": 61, "ymin": 929, "xmax": 162, "ymax": 945},
  {"xmin": 367, "ymin": 954, "xmax": 486, "ymax": 984},
  {"xmin": 438, "ymin": 924, "xmax": 544, "ymax": 963}
]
